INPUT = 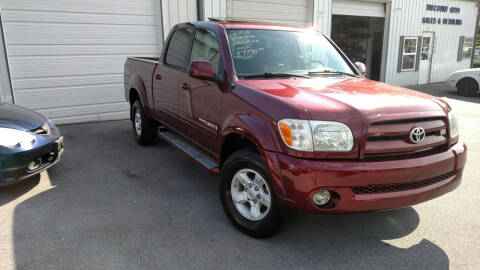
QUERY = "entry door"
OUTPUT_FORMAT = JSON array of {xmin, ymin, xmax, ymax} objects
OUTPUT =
[{"xmin": 418, "ymin": 32, "xmax": 435, "ymax": 84}]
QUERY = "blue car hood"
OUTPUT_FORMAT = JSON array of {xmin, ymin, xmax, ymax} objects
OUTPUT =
[{"xmin": 0, "ymin": 103, "xmax": 47, "ymax": 131}]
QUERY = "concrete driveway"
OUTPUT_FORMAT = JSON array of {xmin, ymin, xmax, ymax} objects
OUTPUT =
[{"xmin": 1, "ymin": 83, "xmax": 479, "ymax": 270}]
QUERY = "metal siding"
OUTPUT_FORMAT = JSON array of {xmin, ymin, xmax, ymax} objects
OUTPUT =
[
  {"xmin": 0, "ymin": 0, "xmax": 161, "ymax": 124},
  {"xmin": 332, "ymin": 0, "xmax": 385, "ymax": 17},
  {"xmin": 161, "ymin": 0, "xmax": 197, "ymax": 40},
  {"xmin": 202, "ymin": 0, "xmax": 227, "ymax": 20},
  {"xmin": 385, "ymin": 0, "xmax": 478, "ymax": 86},
  {"xmin": 226, "ymin": 0, "xmax": 309, "ymax": 26}
]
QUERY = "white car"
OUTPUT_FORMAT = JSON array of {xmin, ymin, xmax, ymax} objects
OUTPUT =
[{"xmin": 447, "ymin": 68, "xmax": 480, "ymax": 97}]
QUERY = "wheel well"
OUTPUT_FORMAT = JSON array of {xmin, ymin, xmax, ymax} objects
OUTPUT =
[
  {"xmin": 129, "ymin": 89, "xmax": 140, "ymax": 120},
  {"xmin": 221, "ymin": 133, "xmax": 257, "ymax": 165}
]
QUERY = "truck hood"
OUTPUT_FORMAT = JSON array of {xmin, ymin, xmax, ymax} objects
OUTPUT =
[{"xmin": 238, "ymin": 77, "xmax": 445, "ymax": 119}]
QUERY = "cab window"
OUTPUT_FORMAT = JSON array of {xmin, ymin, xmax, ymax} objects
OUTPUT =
[
  {"xmin": 165, "ymin": 28, "xmax": 193, "ymax": 70},
  {"xmin": 190, "ymin": 29, "xmax": 222, "ymax": 75}
]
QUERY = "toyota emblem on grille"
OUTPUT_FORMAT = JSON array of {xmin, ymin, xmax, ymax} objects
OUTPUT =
[{"xmin": 410, "ymin": 127, "xmax": 426, "ymax": 144}]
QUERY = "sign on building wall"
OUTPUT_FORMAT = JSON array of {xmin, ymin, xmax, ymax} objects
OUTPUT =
[{"xmin": 422, "ymin": 4, "xmax": 462, "ymax": 25}]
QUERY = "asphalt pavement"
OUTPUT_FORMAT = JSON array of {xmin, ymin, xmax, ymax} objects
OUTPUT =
[{"xmin": 0, "ymin": 82, "xmax": 479, "ymax": 270}]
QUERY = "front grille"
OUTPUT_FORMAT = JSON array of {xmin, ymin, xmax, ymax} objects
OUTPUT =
[
  {"xmin": 351, "ymin": 170, "xmax": 457, "ymax": 195},
  {"xmin": 364, "ymin": 117, "xmax": 448, "ymax": 159}
]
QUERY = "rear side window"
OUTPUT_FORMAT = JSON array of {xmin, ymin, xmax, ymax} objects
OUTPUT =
[
  {"xmin": 165, "ymin": 28, "xmax": 193, "ymax": 70},
  {"xmin": 190, "ymin": 29, "xmax": 221, "ymax": 74}
]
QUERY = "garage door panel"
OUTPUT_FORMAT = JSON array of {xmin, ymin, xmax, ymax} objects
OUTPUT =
[
  {"xmin": 227, "ymin": 0, "xmax": 308, "ymax": 26},
  {"xmin": 230, "ymin": 10, "xmax": 308, "ymax": 22},
  {"xmin": 12, "ymin": 74, "xmax": 123, "ymax": 91},
  {"xmin": 3, "ymin": 23, "xmax": 158, "ymax": 45},
  {"xmin": 14, "ymin": 84, "xmax": 125, "ymax": 110},
  {"xmin": 36, "ymin": 102, "xmax": 129, "ymax": 119},
  {"xmin": 52, "ymin": 111, "xmax": 130, "ymax": 125},
  {"xmin": 7, "ymin": 45, "xmax": 159, "ymax": 57},
  {"xmin": 231, "ymin": 0, "xmax": 307, "ymax": 6},
  {"xmin": 2, "ymin": 10, "xmax": 157, "ymax": 26},
  {"xmin": 0, "ymin": 0, "xmax": 156, "ymax": 16},
  {"xmin": 231, "ymin": 2, "xmax": 308, "ymax": 13},
  {"xmin": 9, "ymin": 55, "xmax": 133, "ymax": 79},
  {"xmin": 332, "ymin": 0, "xmax": 385, "ymax": 17}
]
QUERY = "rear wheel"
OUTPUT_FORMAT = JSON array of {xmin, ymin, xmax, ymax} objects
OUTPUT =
[
  {"xmin": 132, "ymin": 100, "xmax": 157, "ymax": 145},
  {"xmin": 219, "ymin": 148, "xmax": 290, "ymax": 238},
  {"xmin": 457, "ymin": 78, "xmax": 479, "ymax": 97}
]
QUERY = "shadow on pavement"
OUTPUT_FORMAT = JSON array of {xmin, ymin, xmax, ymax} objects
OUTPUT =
[
  {"xmin": 0, "ymin": 175, "xmax": 40, "ymax": 206},
  {"xmin": 4, "ymin": 121, "xmax": 449, "ymax": 270},
  {"xmin": 408, "ymin": 82, "xmax": 480, "ymax": 104}
]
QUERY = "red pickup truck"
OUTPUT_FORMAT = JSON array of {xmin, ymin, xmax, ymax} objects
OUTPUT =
[{"xmin": 124, "ymin": 19, "xmax": 467, "ymax": 238}]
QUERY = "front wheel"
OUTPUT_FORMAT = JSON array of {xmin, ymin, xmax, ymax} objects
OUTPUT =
[
  {"xmin": 219, "ymin": 148, "xmax": 290, "ymax": 238},
  {"xmin": 457, "ymin": 78, "xmax": 479, "ymax": 97}
]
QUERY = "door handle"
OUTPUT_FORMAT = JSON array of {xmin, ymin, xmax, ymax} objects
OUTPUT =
[
  {"xmin": 155, "ymin": 74, "xmax": 162, "ymax": 80},
  {"xmin": 181, "ymin": 83, "xmax": 191, "ymax": 91}
]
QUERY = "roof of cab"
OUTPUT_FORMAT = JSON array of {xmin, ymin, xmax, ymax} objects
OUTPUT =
[{"xmin": 190, "ymin": 18, "xmax": 309, "ymax": 32}]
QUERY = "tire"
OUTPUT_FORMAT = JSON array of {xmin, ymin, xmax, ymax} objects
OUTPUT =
[
  {"xmin": 457, "ymin": 78, "xmax": 479, "ymax": 97},
  {"xmin": 219, "ymin": 148, "xmax": 289, "ymax": 238},
  {"xmin": 132, "ymin": 100, "xmax": 157, "ymax": 145}
]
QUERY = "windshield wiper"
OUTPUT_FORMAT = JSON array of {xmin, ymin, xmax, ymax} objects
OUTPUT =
[
  {"xmin": 308, "ymin": 70, "xmax": 360, "ymax": 78},
  {"xmin": 241, "ymin": 72, "xmax": 311, "ymax": 79}
]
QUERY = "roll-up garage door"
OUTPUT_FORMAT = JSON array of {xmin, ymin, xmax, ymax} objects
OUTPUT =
[
  {"xmin": 332, "ymin": 0, "xmax": 385, "ymax": 17},
  {"xmin": 226, "ymin": 0, "xmax": 309, "ymax": 26},
  {"xmin": 0, "ymin": 0, "xmax": 161, "ymax": 124}
]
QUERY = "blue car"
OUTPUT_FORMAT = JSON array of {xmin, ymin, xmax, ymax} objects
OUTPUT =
[{"xmin": 0, "ymin": 103, "xmax": 64, "ymax": 186}]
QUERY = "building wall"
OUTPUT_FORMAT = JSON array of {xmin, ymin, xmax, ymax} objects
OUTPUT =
[
  {"xmin": 384, "ymin": 0, "xmax": 478, "ymax": 86},
  {"xmin": 161, "ymin": 0, "xmax": 197, "ymax": 41},
  {"xmin": 0, "ymin": 0, "xmax": 161, "ymax": 124}
]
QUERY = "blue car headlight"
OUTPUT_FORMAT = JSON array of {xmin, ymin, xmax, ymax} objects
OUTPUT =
[{"xmin": 0, "ymin": 127, "xmax": 37, "ymax": 149}]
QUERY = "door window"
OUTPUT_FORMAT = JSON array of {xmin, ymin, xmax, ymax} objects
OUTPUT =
[
  {"xmin": 165, "ymin": 28, "xmax": 193, "ymax": 70},
  {"xmin": 190, "ymin": 29, "xmax": 221, "ymax": 74},
  {"xmin": 421, "ymin": 37, "xmax": 431, "ymax": 60}
]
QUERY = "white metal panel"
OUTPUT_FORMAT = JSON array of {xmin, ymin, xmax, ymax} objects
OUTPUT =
[
  {"xmin": 384, "ymin": 0, "xmax": 478, "ymax": 86},
  {"xmin": 161, "ymin": 0, "xmax": 197, "ymax": 40},
  {"xmin": 201, "ymin": 0, "xmax": 227, "ymax": 20},
  {"xmin": 226, "ymin": 0, "xmax": 309, "ymax": 26},
  {"xmin": 332, "ymin": 0, "xmax": 385, "ymax": 17},
  {"xmin": 0, "ymin": 0, "xmax": 161, "ymax": 124}
]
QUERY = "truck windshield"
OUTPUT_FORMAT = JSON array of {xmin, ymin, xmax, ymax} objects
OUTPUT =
[{"xmin": 226, "ymin": 29, "xmax": 355, "ymax": 78}]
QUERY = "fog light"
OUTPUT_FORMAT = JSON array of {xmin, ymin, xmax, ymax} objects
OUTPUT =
[
  {"xmin": 27, "ymin": 158, "xmax": 42, "ymax": 171},
  {"xmin": 312, "ymin": 190, "xmax": 331, "ymax": 206}
]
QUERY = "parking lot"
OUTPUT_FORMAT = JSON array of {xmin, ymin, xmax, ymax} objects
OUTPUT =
[{"xmin": 0, "ymin": 83, "xmax": 479, "ymax": 270}]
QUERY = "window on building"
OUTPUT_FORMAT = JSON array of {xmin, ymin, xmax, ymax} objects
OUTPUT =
[
  {"xmin": 190, "ymin": 29, "xmax": 221, "ymax": 74},
  {"xmin": 401, "ymin": 37, "xmax": 418, "ymax": 71},
  {"xmin": 165, "ymin": 28, "xmax": 193, "ymax": 70},
  {"xmin": 463, "ymin": 37, "xmax": 473, "ymax": 58}
]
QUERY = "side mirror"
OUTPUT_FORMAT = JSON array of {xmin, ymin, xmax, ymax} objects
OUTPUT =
[
  {"xmin": 355, "ymin": 62, "xmax": 367, "ymax": 76},
  {"xmin": 189, "ymin": 60, "xmax": 217, "ymax": 81}
]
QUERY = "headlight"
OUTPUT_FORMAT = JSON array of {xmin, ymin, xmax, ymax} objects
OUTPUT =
[
  {"xmin": 448, "ymin": 111, "xmax": 459, "ymax": 139},
  {"xmin": 310, "ymin": 121, "xmax": 354, "ymax": 152},
  {"xmin": 0, "ymin": 127, "xmax": 37, "ymax": 149},
  {"xmin": 278, "ymin": 119, "xmax": 354, "ymax": 152}
]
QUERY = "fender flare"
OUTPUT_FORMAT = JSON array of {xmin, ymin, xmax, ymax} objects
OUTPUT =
[
  {"xmin": 220, "ymin": 114, "xmax": 280, "ymax": 152},
  {"xmin": 220, "ymin": 115, "xmax": 288, "ymax": 197},
  {"xmin": 127, "ymin": 75, "xmax": 153, "ymax": 119}
]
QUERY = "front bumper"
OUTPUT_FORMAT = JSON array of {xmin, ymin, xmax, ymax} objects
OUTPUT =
[
  {"xmin": 266, "ymin": 141, "xmax": 467, "ymax": 214},
  {"xmin": 0, "ymin": 136, "xmax": 64, "ymax": 186}
]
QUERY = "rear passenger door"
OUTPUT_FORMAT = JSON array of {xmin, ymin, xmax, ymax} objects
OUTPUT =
[
  {"xmin": 178, "ymin": 28, "xmax": 224, "ymax": 153},
  {"xmin": 152, "ymin": 28, "xmax": 193, "ymax": 130}
]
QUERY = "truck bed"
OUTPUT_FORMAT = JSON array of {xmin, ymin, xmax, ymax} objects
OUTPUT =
[{"xmin": 124, "ymin": 57, "xmax": 159, "ymax": 106}]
